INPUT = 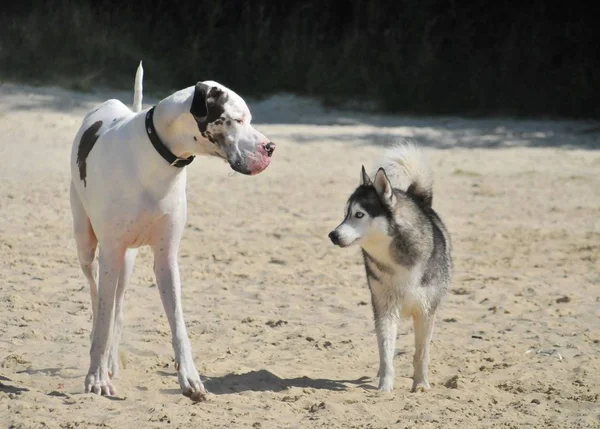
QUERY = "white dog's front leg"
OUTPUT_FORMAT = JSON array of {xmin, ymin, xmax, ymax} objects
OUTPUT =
[
  {"xmin": 153, "ymin": 246, "xmax": 206, "ymax": 401},
  {"xmin": 108, "ymin": 248, "xmax": 137, "ymax": 379},
  {"xmin": 86, "ymin": 246, "xmax": 124, "ymax": 396}
]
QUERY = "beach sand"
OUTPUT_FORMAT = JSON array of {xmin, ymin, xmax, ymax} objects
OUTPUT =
[{"xmin": 0, "ymin": 83, "xmax": 598, "ymax": 428}]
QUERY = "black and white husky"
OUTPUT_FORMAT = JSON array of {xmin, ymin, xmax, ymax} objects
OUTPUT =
[{"xmin": 328, "ymin": 143, "xmax": 452, "ymax": 392}]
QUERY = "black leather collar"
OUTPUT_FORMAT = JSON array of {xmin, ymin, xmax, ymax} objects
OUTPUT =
[{"xmin": 145, "ymin": 106, "xmax": 195, "ymax": 168}]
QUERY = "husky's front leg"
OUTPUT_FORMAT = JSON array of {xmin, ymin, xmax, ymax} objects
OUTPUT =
[
  {"xmin": 372, "ymin": 295, "xmax": 397, "ymax": 392},
  {"xmin": 411, "ymin": 312, "xmax": 435, "ymax": 392}
]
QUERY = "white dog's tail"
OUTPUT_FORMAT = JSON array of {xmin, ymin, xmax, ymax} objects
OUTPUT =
[
  {"xmin": 374, "ymin": 141, "xmax": 434, "ymax": 206},
  {"xmin": 133, "ymin": 61, "xmax": 143, "ymax": 113}
]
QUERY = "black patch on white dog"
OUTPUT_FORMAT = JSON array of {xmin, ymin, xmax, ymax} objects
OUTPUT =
[
  {"xmin": 77, "ymin": 120, "xmax": 103, "ymax": 187},
  {"xmin": 190, "ymin": 83, "xmax": 229, "ymax": 139},
  {"xmin": 204, "ymin": 131, "xmax": 217, "ymax": 144}
]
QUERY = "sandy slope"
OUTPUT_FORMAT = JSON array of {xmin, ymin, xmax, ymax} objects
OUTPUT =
[{"xmin": 0, "ymin": 82, "xmax": 599, "ymax": 429}]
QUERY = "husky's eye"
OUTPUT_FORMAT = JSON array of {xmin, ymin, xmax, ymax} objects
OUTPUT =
[{"xmin": 355, "ymin": 212, "xmax": 364, "ymax": 219}]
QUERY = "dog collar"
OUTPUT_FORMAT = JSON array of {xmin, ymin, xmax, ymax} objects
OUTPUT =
[{"xmin": 145, "ymin": 106, "xmax": 195, "ymax": 168}]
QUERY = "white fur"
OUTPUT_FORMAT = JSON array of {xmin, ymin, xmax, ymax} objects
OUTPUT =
[
  {"xmin": 372, "ymin": 141, "xmax": 433, "ymax": 196},
  {"xmin": 334, "ymin": 203, "xmax": 369, "ymax": 246},
  {"xmin": 69, "ymin": 64, "xmax": 272, "ymax": 399},
  {"xmin": 133, "ymin": 61, "xmax": 143, "ymax": 113}
]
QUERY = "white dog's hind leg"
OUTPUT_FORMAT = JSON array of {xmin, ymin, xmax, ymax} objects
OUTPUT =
[
  {"xmin": 153, "ymin": 241, "xmax": 206, "ymax": 400},
  {"xmin": 372, "ymin": 298, "xmax": 398, "ymax": 392},
  {"xmin": 70, "ymin": 183, "xmax": 99, "ymax": 342},
  {"xmin": 85, "ymin": 246, "xmax": 125, "ymax": 396},
  {"xmin": 411, "ymin": 312, "xmax": 435, "ymax": 392},
  {"xmin": 108, "ymin": 248, "xmax": 137, "ymax": 379}
]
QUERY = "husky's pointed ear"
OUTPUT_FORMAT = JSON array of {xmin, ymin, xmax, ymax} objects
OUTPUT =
[
  {"xmin": 360, "ymin": 165, "xmax": 372, "ymax": 186},
  {"xmin": 374, "ymin": 168, "xmax": 394, "ymax": 203}
]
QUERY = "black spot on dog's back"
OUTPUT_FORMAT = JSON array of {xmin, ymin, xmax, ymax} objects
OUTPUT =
[{"xmin": 77, "ymin": 121, "xmax": 103, "ymax": 186}]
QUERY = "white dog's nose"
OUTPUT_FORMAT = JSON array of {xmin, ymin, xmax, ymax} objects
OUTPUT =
[{"xmin": 263, "ymin": 142, "xmax": 275, "ymax": 157}]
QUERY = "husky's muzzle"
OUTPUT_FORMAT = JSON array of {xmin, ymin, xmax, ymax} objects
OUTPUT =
[
  {"xmin": 328, "ymin": 230, "xmax": 342, "ymax": 246},
  {"xmin": 329, "ymin": 223, "xmax": 361, "ymax": 248}
]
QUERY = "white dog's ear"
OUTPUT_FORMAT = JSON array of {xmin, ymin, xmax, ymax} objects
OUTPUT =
[
  {"xmin": 374, "ymin": 168, "xmax": 394, "ymax": 203},
  {"xmin": 190, "ymin": 83, "xmax": 229, "ymax": 127},
  {"xmin": 205, "ymin": 86, "xmax": 226, "ymax": 108},
  {"xmin": 190, "ymin": 82, "xmax": 210, "ymax": 121},
  {"xmin": 360, "ymin": 165, "xmax": 373, "ymax": 186}
]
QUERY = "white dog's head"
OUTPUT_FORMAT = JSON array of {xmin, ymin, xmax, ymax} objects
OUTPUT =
[{"xmin": 189, "ymin": 81, "xmax": 274, "ymax": 175}]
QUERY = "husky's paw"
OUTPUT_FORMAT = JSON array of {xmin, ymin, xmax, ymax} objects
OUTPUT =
[{"xmin": 411, "ymin": 380, "xmax": 430, "ymax": 392}]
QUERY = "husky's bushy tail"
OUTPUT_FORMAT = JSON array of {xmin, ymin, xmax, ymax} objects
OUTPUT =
[
  {"xmin": 132, "ymin": 61, "xmax": 144, "ymax": 113},
  {"xmin": 373, "ymin": 141, "xmax": 434, "ymax": 206}
]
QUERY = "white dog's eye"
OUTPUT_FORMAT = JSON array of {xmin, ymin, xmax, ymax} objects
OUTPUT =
[
  {"xmin": 234, "ymin": 119, "xmax": 243, "ymax": 124},
  {"xmin": 355, "ymin": 212, "xmax": 364, "ymax": 219}
]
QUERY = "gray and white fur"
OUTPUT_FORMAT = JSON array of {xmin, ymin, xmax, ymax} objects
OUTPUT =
[{"xmin": 328, "ymin": 142, "xmax": 452, "ymax": 392}]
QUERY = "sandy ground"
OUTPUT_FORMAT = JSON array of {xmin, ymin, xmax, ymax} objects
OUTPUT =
[{"xmin": 0, "ymin": 82, "xmax": 599, "ymax": 429}]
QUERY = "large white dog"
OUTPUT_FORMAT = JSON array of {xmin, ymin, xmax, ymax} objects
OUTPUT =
[{"xmin": 69, "ymin": 62, "xmax": 275, "ymax": 400}]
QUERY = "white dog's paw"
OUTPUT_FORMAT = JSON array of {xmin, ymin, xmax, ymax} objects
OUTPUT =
[
  {"xmin": 176, "ymin": 360, "xmax": 207, "ymax": 402},
  {"xmin": 107, "ymin": 351, "xmax": 120, "ymax": 379},
  {"xmin": 411, "ymin": 379, "xmax": 430, "ymax": 393},
  {"xmin": 85, "ymin": 368, "xmax": 115, "ymax": 396},
  {"xmin": 378, "ymin": 375, "xmax": 394, "ymax": 393}
]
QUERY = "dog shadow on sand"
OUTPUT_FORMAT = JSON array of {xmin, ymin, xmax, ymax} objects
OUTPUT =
[
  {"xmin": 157, "ymin": 369, "xmax": 375, "ymax": 395},
  {"xmin": 0, "ymin": 374, "xmax": 30, "ymax": 395}
]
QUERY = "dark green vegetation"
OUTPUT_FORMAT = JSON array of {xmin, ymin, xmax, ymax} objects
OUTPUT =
[{"xmin": 1, "ymin": 1, "xmax": 597, "ymax": 118}]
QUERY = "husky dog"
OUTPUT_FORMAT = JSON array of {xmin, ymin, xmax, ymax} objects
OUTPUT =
[{"xmin": 328, "ymin": 143, "xmax": 452, "ymax": 392}]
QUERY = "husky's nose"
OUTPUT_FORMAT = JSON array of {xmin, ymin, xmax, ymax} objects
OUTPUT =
[{"xmin": 328, "ymin": 231, "xmax": 340, "ymax": 245}]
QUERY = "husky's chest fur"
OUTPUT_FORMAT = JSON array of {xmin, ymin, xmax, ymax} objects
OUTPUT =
[{"xmin": 361, "ymin": 233, "xmax": 431, "ymax": 319}]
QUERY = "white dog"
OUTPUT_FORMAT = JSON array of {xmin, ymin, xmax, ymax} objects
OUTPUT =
[{"xmin": 69, "ymin": 62, "xmax": 275, "ymax": 400}]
